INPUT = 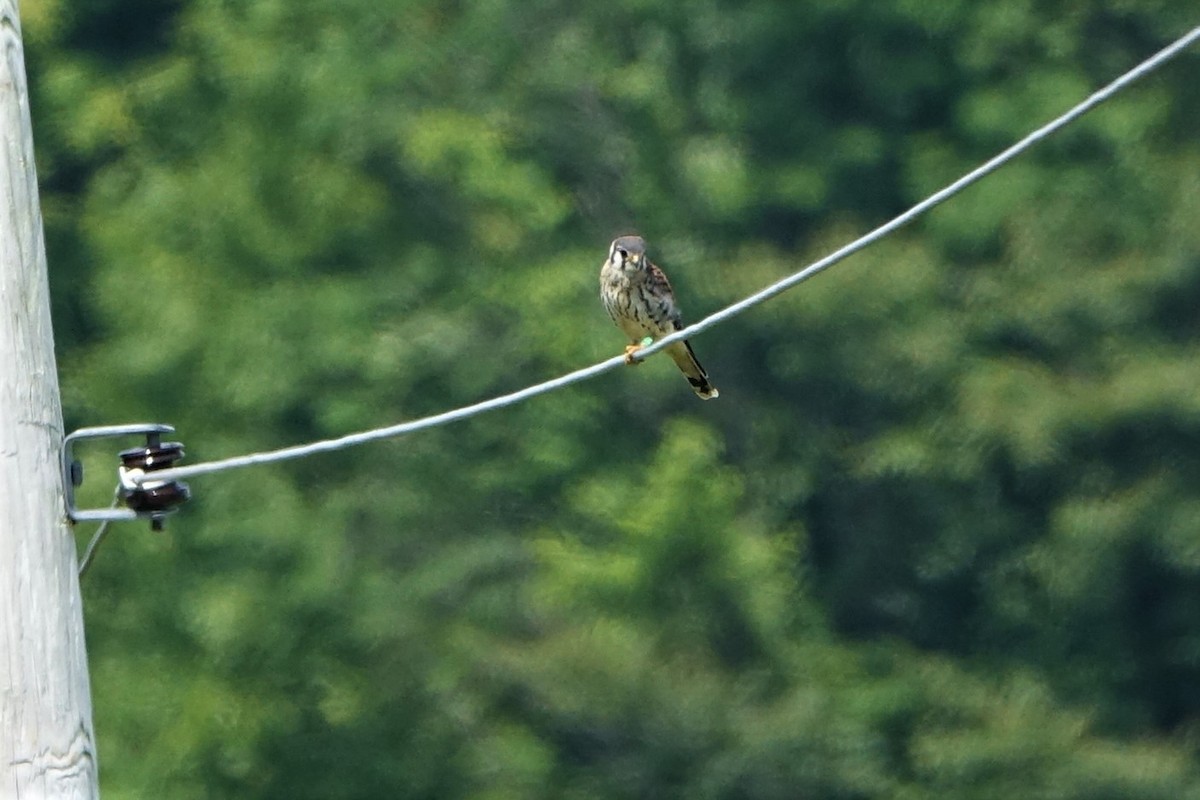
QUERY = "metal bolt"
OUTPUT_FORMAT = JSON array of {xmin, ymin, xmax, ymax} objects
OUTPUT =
[{"xmin": 70, "ymin": 460, "xmax": 84, "ymax": 487}]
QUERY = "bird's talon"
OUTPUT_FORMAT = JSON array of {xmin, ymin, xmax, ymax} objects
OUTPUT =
[{"xmin": 624, "ymin": 344, "xmax": 644, "ymax": 365}]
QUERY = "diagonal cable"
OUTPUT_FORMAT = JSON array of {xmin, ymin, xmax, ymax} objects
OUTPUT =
[{"xmin": 134, "ymin": 23, "xmax": 1200, "ymax": 487}]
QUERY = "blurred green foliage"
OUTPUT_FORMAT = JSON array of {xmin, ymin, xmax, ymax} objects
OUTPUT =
[{"xmin": 20, "ymin": 0, "xmax": 1200, "ymax": 795}]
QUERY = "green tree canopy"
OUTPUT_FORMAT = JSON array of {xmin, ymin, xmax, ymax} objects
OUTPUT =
[{"xmin": 21, "ymin": 0, "xmax": 1200, "ymax": 796}]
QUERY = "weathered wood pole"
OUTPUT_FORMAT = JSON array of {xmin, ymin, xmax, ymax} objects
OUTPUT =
[{"xmin": 0, "ymin": 0, "xmax": 100, "ymax": 796}]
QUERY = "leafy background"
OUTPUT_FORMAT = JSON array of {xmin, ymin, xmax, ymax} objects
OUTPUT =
[{"xmin": 21, "ymin": 0, "xmax": 1200, "ymax": 796}]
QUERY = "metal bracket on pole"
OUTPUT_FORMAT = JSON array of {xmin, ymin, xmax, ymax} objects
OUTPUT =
[{"xmin": 64, "ymin": 423, "xmax": 190, "ymax": 530}]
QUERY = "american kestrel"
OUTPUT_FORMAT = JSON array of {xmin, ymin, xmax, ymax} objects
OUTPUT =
[{"xmin": 600, "ymin": 235, "xmax": 719, "ymax": 400}]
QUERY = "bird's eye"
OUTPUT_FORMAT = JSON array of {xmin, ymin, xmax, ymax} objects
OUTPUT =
[{"xmin": 617, "ymin": 248, "xmax": 628, "ymax": 259}]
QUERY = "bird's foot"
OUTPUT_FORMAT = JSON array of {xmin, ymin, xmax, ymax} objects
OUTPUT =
[{"xmin": 624, "ymin": 337, "xmax": 655, "ymax": 365}]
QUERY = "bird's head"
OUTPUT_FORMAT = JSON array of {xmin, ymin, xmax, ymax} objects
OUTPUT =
[{"xmin": 608, "ymin": 235, "xmax": 648, "ymax": 274}]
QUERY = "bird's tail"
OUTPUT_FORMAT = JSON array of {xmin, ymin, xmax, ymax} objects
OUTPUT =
[{"xmin": 667, "ymin": 340, "xmax": 719, "ymax": 400}]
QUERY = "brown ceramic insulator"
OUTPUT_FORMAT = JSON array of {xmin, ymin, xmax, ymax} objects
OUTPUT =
[{"xmin": 118, "ymin": 441, "xmax": 190, "ymax": 514}]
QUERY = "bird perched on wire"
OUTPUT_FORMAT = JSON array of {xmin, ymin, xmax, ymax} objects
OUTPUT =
[{"xmin": 600, "ymin": 235, "xmax": 719, "ymax": 400}]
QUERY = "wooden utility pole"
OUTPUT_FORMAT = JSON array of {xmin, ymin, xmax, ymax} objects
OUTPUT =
[{"xmin": 0, "ymin": 0, "xmax": 100, "ymax": 796}]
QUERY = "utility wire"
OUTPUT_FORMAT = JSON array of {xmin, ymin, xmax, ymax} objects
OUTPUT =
[
  {"xmin": 134, "ymin": 24, "xmax": 1200, "ymax": 488},
  {"xmin": 77, "ymin": 486, "xmax": 123, "ymax": 578}
]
